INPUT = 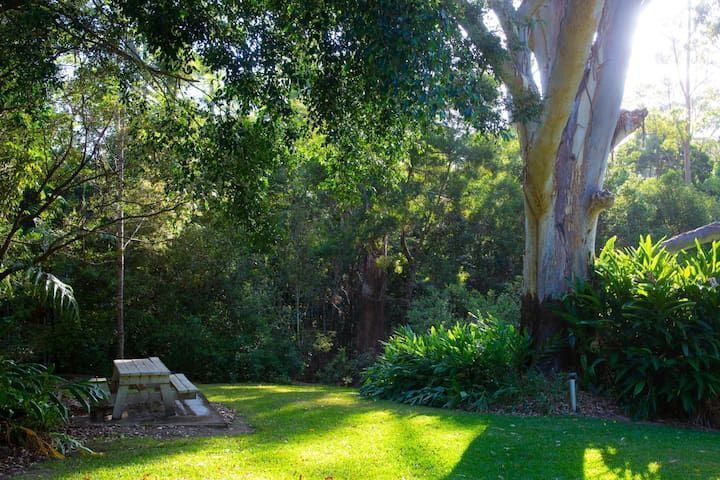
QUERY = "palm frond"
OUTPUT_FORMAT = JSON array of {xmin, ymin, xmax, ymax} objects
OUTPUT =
[{"xmin": 30, "ymin": 269, "xmax": 79, "ymax": 320}]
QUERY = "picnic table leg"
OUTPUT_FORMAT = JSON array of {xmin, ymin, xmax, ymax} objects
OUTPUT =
[
  {"xmin": 112, "ymin": 385, "xmax": 129, "ymax": 420},
  {"xmin": 160, "ymin": 383, "xmax": 176, "ymax": 417}
]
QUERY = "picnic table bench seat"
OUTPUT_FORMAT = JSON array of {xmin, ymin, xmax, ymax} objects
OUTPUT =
[
  {"xmin": 170, "ymin": 373, "xmax": 200, "ymax": 399},
  {"xmin": 88, "ymin": 376, "xmax": 111, "ymax": 396}
]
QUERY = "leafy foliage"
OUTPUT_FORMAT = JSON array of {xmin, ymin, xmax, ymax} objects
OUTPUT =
[
  {"xmin": 608, "ymin": 112, "xmax": 712, "ymax": 182},
  {"xmin": 30, "ymin": 270, "xmax": 79, "ymax": 321},
  {"xmin": 0, "ymin": 0, "xmax": 520, "ymax": 391},
  {"xmin": 3, "ymin": 0, "xmax": 505, "ymax": 155},
  {"xmin": 0, "ymin": 358, "xmax": 105, "ymax": 456},
  {"xmin": 559, "ymin": 237, "xmax": 720, "ymax": 423},
  {"xmin": 62, "ymin": 214, "xmax": 304, "ymax": 382},
  {"xmin": 360, "ymin": 317, "xmax": 529, "ymax": 410},
  {"xmin": 316, "ymin": 348, "xmax": 375, "ymax": 386},
  {"xmin": 599, "ymin": 171, "xmax": 720, "ymax": 248},
  {"xmin": 406, "ymin": 279, "xmax": 521, "ymax": 331}
]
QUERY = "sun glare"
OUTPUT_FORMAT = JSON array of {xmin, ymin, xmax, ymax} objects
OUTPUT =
[{"xmin": 624, "ymin": 0, "xmax": 705, "ymax": 107}]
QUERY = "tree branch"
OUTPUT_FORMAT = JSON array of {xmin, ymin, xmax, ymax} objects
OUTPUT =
[
  {"xmin": 661, "ymin": 222, "xmax": 720, "ymax": 252},
  {"xmin": 400, "ymin": 229, "xmax": 414, "ymax": 264},
  {"xmin": 588, "ymin": 189, "xmax": 615, "ymax": 214},
  {"xmin": 611, "ymin": 107, "xmax": 648, "ymax": 150},
  {"xmin": 0, "ymin": 203, "xmax": 184, "ymax": 283},
  {"xmin": 52, "ymin": 10, "xmax": 196, "ymax": 84},
  {"xmin": 517, "ymin": 0, "xmax": 545, "ymax": 20},
  {"xmin": 0, "ymin": 119, "xmax": 83, "ymax": 264},
  {"xmin": 487, "ymin": 0, "xmax": 539, "ymax": 99},
  {"xmin": 579, "ymin": 0, "xmax": 647, "ymax": 196}
]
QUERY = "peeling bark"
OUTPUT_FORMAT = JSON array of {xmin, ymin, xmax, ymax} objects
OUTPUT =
[
  {"xmin": 476, "ymin": 1, "xmax": 648, "ymax": 357},
  {"xmin": 612, "ymin": 108, "xmax": 649, "ymax": 149}
]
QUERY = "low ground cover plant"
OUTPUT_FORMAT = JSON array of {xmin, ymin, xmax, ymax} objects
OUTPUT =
[
  {"xmin": 360, "ymin": 315, "xmax": 530, "ymax": 410},
  {"xmin": 559, "ymin": 236, "xmax": 720, "ymax": 424},
  {"xmin": 0, "ymin": 358, "xmax": 104, "ymax": 457}
]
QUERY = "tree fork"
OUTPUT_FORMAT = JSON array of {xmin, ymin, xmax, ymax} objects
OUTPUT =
[{"xmin": 479, "ymin": 0, "xmax": 648, "ymax": 365}]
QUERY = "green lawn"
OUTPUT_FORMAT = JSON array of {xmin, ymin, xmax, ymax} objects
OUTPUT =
[{"xmin": 26, "ymin": 384, "xmax": 720, "ymax": 479}]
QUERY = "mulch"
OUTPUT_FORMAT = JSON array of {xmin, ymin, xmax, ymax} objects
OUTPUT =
[
  {"xmin": 0, "ymin": 446, "xmax": 43, "ymax": 480},
  {"xmin": 489, "ymin": 389, "xmax": 719, "ymax": 432},
  {"xmin": 489, "ymin": 389, "xmax": 627, "ymax": 420}
]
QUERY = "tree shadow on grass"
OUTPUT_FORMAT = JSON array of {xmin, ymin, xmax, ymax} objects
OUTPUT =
[
  {"xmin": 26, "ymin": 386, "xmax": 450, "ymax": 479},
  {"xmin": 22, "ymin": 386, "xmax": 720, "ymax": 479},
  {"xmin": 444, "ymin": 415, "xmax": 720, "ymax": 480}
]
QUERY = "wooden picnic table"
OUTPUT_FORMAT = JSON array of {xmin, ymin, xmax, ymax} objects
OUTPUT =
[{"xmin": 111, "ymin": 356, "xmax": 176, "ymax": 419}]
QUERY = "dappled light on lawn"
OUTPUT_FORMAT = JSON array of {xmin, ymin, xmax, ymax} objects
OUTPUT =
[
  {"xmin": 583, "ymin": 447, "xmax": 661, "ymax": 480},
  {"xmin": 24, "ymin": 385, "xmax": 720, "ymax": 480}
]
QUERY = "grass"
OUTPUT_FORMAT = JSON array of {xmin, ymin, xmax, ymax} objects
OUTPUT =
[{"xmin": 24, "ymin": 384, "xmax": 720, "ymax": 479}]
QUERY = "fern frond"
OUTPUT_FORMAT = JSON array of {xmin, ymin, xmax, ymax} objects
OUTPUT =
[{"xmin": 30, "ymin": 269, "xmax": 79, "ymax": 320}]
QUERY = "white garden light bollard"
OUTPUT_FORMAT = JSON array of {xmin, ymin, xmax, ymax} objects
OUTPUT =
[{"xmin": 568, "ymin": 372, "xmax": 577, "ymax": 413}]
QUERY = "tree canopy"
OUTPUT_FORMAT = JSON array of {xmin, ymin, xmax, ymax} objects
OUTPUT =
[{"xmin": 2, "ymin": 0, "xmax": 720, "ymax": 401}]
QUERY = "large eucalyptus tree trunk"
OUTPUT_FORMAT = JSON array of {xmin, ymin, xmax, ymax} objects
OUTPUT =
[{"xmin": 468, "ymin": 0, "xmax": 649, "ymax": 358}]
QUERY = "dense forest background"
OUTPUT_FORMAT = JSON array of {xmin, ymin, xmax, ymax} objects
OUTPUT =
[
  {"xmin": 4, "ymin": 107, "xmax": 719, "ymax": 384},
  {"xmin": 2, "ymin": 0, "xmax": 719, "ymax": 386}
]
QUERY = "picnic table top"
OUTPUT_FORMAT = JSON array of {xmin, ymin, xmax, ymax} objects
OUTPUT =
[{"xmin": 113, "ymin": 356, "xmax": 170, "ymax": 377}]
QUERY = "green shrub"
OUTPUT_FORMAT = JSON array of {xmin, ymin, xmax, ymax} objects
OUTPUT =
[
  {"xmin": 316, "ymin": 348, "xmax": 375, "ymax": 386},
  {"xmin": 0, "ymin": 358, "xmax": 105, "ymax": 456},
  {"xmin": 406, "ymin": 280, "xmax": 521, "ymax": 332},
  {"xmin": 317, "ymin": 348, "xmax": 354, "ymax": 386},
  {"xmin": 406, "ymin": 286, "xmax": 456, "ymax": 330},
  {"xmin": 559, "ymin": 236, "xmax": 720, "ymax": 422},
  {"xmin": 598, "ymin": 171, "xmax": 720, "ymax": 248},
  {"xmin": 472, "ymin": 277, "xmax": 522, "ymax": 325},
  {"xmin": 360, "ymin": 316, "xmax": 529, "ymax": 410}
]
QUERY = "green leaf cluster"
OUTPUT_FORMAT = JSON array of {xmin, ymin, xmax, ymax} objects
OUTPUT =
[
  {"xmin": 0, "ymin": 358, "xmax": 105, "ymax": 454},
  {"xmin": 360, "ymin": 316, "xmax": 529, "ymax": 410},
  {"xmin": 560, "ymin": 236, "xmax": 720, "ymax": 423}
]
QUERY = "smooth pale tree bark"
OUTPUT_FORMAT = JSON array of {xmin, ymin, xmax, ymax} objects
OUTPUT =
[
  {"xmin": 661, "ymin": 221, "xmax": 720, "ymax": 252},
  {"xmin": 116, "ymin": 114, "xmax": 126, "ymax": 360},
  {"xmin": 457, "ymin": 0, "xmax": 649, "ymax": 360},
  {"xmin": 683, "ymin": 0, "xmax": 693, "ymax": 184}
]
